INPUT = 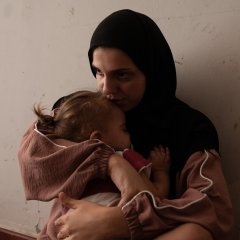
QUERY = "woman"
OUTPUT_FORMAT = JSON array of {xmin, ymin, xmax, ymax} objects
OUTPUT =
[{"xmin": 55, "ymin": 9, "xmax": 234, "ymax": 240}]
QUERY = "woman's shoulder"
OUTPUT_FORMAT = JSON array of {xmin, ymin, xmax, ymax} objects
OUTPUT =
[
  {"xmin": 171, "ymin": 99, "xmax": 215, "ymax": 129},
  {"xmin": 171, "ymin": 99, "xmax": 219, "ymax": 151}
]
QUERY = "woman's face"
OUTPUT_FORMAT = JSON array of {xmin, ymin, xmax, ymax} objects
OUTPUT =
[{"xmin": 92, "ymin": 47, "xmax": 146, "ymax": 112}]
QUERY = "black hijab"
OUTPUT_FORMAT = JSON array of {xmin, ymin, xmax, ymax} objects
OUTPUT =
[
  {"xmin": 88, "ymin": 9, "xmax": 219, "ymax": 197},
  {"xmin": 88, "ymin": 9, "xmax": 176, "ymax": 107}
]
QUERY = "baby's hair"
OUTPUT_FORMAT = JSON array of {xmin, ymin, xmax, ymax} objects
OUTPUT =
[{"xmin": 34, "ymin": 90, "xmax": 114, "ymax": 142}]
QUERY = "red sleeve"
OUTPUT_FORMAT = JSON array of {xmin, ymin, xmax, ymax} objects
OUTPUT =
[
  {"xmin": 123, "ymin": 149, "xmax": 151, "ymax": 173},
  {"xmin": 121, "ymin": 150, "xmax": 234, "ymax": 240},
  {"xmin": 18, "ymin": 124, "xmax": 114, "ymax": 201}
]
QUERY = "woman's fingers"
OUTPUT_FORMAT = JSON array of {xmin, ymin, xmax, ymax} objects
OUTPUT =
[{"xmin": 58, "ymin": 192, "xmax": 77, "ymax": 210}]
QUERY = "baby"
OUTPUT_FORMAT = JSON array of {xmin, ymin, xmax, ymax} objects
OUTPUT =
[{"xmin": 18, "ymin": 90, "xmax": 170, "ymax": 239}]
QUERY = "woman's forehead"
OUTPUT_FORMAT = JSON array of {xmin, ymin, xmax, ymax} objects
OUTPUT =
[{"xmin": 92, "ymin": 47, "xmax": 136, "ymax": 70}]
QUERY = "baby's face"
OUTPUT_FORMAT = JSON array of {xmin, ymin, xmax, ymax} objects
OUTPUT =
[{"xmin": 101, "ymin": 105, "xmax": 131, "ymax": 151}]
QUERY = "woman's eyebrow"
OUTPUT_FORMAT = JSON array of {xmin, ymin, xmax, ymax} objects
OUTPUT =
[
  {"xmin": 91, "ymin": 65, "xmax": 98, "ymax": 71},
  {"xmin": 115, "ymin": 68, "xmax": 131, "ymax": 71},
  {"xmin": 92, "ymin": 65, "xmax": 132, "ymax": 72}
]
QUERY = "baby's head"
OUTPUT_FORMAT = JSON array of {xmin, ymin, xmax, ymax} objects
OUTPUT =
[{"xmin": 35, "ymin": 90, "xmax": 131, "ymax": 151}]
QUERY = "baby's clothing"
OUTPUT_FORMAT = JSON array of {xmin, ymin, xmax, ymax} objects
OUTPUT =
[{"xmin": 18, "ymin": 123, "xmax": 151, "ymax": 239}]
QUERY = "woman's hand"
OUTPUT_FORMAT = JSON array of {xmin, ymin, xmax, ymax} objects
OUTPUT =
[
  {"xmin": 55, "ymin": 154, "xmax": 155, "ymax": 239},
  {"xmin": 55, "ymin": 192, "xmax": 130, "ymax": 240}
]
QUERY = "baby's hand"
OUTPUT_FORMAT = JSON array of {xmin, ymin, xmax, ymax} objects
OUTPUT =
[{"xmin": 149, "ymin": 145, "xmax": 171, "ymax": 173}]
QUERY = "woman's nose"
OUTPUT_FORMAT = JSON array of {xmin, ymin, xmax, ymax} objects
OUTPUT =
[{"xmin": 102, "ymin": 78, "xmax": 116, "ymax": 95}]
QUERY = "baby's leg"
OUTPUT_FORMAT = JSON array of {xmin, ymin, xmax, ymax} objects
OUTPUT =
[{"xmin": 153, "ymin": 223, "xmax": 213, "ymax": 240}]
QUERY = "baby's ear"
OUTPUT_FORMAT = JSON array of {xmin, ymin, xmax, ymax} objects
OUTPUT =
[{"xmin": 89, "ymin": 130, "xmax": 102, "ymax": 140}]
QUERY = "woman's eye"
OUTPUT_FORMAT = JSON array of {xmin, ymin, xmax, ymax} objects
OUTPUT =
[
  {"xmin": 95, "ymin": 68, "xmax": 104, "ymax": 77},
  {"xmin": 117, "ymin": 71, "xmax": 129, "ymax": 80}
]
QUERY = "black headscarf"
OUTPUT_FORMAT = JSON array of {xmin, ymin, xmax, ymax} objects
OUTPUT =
[
  {"xmin": 88, "ymin": 9, "xmax": 176, "ymax": 107},
  {"xmin": 88, "ymin": 9, "xmax": 219, "ymax": 197}
]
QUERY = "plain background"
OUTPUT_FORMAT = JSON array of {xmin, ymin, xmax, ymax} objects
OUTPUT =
[{"xmin": 0, "ymin": 1, "xmax": 239, "ymax": 239}]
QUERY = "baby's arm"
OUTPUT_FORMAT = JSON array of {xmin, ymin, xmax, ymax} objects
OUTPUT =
[
  {"xmin": 148, "ymin": 146, "xmax": 171, "ymax": 199},
  {"xmin": 121, "ymin": 148, "xmax": 170, "ymax": 200},
  {"xmin": 108, "ymin": 148, "xmax": 170, "ymax": 206},
  {"xmin": 108, "ymin": 153, "xmax": 151, "ymax": 207}
]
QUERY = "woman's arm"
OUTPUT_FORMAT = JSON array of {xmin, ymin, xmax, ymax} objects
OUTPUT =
[
  {"xmin": 56, "ymin": 193, "xmax": 130, "ymax": 240},
  {"xmin": 55, "ymin": 153, "xmax": 154, "ymax": 240},
  {"xmin": 121, "ymin": 150, "xmax": 234, "ymax": 240},
  {"xmin": 55, "ymin": 196, "xmax": 214, "ymax": 240},
  {"xmin": 55, "ymin": 150, "xmax": 234, "ymax": 240}
]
